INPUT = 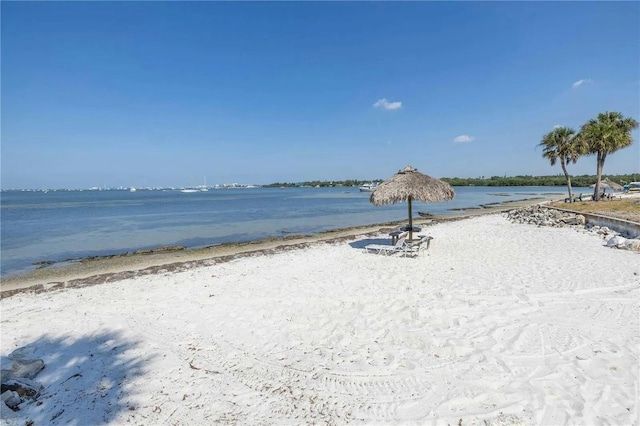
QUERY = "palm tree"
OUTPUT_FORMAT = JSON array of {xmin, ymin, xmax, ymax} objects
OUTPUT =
[
  {"xmin": 578, "ymin": 111, "xmax": 639, "ymax": 201},
  {"xmin": 538, "ymin": 126, "xmax": 583, "ymax": 202}
]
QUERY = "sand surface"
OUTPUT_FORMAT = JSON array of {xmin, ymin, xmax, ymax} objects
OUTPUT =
[{"xmin": 1, "ymin": 213, "xmax": 638, "ymax": 425}]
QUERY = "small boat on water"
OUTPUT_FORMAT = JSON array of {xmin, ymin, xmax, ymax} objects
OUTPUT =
[
  {"xmin": 359, "ymin": 183, "xmax": 379, "ymax": 192},
  {"xmin": 183, "ymin": 176, "xmax": 209, "ymax": 192},
  {"xmin": 199, "ymin": 176, "xmax": 209, "ymax": 191},
  {"xmin": 623, "ymin": 182, "xmax": 640, "ymax": 192}
]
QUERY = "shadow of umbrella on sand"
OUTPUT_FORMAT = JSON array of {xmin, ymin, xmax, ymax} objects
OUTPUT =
[{"xmin": 370, "ymin": 165, "xmax": 455, "ymax": 240}]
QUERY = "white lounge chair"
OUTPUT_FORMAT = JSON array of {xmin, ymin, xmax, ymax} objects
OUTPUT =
[
  {"xmin": 403, "ymin": 235, "xmax": 433, "ymax": 257},
  {"xmin": 364, "ymin": 233, "xmax": 408, "ymax": 256}
]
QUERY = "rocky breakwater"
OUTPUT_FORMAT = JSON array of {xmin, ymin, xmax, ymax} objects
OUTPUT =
[
  {"xmin": 505, "ymin": 205, "xmax": 640, "ymax": 252},
  {"xmin": 1, "ymin": 346, "xmax": 45, "ymax": 422}
]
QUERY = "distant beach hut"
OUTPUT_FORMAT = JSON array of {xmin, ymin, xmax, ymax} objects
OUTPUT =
[
  {"xmin": 370, "ymin": 165, "xmax": 455, "ymax": 240},
  {"xmin": 591, "ymin": 178, "xmax": 623, "ymax": 192},
  {"xmin": 602, "ymin": 178, "xmax": 623, "ymax": 191}
]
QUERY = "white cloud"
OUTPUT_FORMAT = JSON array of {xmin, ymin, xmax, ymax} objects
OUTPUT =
[
  {"xmin": 453, "ymin": 135, "xmax": 474, "ymax": 143},
  {"xmin": 572, "ymin": 79, "xmax": 593, "ymax": 89},
  {"xmin": 553, "ymin": 124, "xmax": 562, "ymax": 129},
  {"xmin": 373, "ymin": 98, "xmax": 402, "ymax": 110}
]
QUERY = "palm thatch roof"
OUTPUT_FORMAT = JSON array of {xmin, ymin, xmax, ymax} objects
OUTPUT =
[
  {"xmin": 591, "ymin": 178, "xmax": 623, "ymax": 191},
  {"xmin": 370, "ymin": 165, "xmax": 455, "ymax": 240},
  {"xmin": 601, "ymin": 178, "xmax": 623, "ymax": 191},
  {"xmin": 370, "ymin": 165, "xmax": 455, "ymax": 206}
]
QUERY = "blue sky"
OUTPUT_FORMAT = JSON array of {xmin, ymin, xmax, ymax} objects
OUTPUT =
[{"xmin": 2, "ymin": 2, "xmax": 639, "ymax": 189}]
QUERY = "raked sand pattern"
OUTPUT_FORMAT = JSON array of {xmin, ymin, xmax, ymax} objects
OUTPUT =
[{"xmin": 1, "ymin": 214, "xmax": 638, "ymax": 425}]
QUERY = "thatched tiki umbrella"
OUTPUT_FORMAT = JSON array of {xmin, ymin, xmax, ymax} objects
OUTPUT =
[
  {"xmin": 590, "ymin": 178, "xmax": 623, "ymax": 192},
  {"xmin": 600, "ymin": 178, "xmax": 623, "ymax": 191},
  {"xmin": 370, "ymin": 165, "xmax": 455, "ymax": 240}
]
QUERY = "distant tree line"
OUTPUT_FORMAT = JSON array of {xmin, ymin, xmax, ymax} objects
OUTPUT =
[
  {"xmin": 440, "ymin": 174, "xmax": 638, "ymax": 187},
  {"xmin": 265, "ymin": 174, "xmax": 638, "ymax": 188}
]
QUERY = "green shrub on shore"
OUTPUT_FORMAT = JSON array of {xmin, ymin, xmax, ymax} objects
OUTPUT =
[
  {"xmin": 264, "ymin": 174, "xmax": 638, "ymax": 188},
  {"xmin": 441, "ymin": 174, "xmax": 639, "ymax": 187}
]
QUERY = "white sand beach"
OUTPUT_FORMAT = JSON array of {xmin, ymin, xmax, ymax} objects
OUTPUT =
[{"xmin": 1, "ymin": 213, "xmax": 639, "ymax": 425}]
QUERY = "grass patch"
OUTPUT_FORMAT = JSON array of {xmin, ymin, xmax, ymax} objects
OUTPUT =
[{"xmin": 549, "ymin": 198, "xmax": 640, "ymax": 223}]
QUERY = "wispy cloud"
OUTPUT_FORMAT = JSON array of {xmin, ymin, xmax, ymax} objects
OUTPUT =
[
  {"xmin": 453, "ymin": 135, "xmax": 474, "ymax": 143},
  {"xmin": 572, "ymin": 79, "xmax": 593, "ymax": 89},
  {"xmin": 373, "ymin": 98, "xmax": 402, "ymax": 110}
]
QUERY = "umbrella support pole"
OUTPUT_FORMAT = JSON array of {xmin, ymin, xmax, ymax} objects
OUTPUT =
[{"xmin": 408, "ymin": 197, "xmax": 413, "ymax": 240}]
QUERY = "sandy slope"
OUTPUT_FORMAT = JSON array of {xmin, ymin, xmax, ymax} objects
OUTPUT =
[{"xmin": 1, "ymin": 213, "xmax": 638, "ymax": 425}]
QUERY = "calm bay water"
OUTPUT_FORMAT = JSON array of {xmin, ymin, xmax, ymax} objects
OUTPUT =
[{"xmin": 0, "ymin": 186, "xmax": 582, "ymax": 278}]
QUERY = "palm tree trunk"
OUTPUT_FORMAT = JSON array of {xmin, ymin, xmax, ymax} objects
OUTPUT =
[
  {"xmin": 593, "ymin": 152, "xmax": 605, "ymax": 201},
  {"xmin": 560, "ymin": 160, "xmax": 573, "ymax": 202}
]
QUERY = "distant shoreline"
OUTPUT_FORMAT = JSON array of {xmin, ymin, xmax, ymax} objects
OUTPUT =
[{"xmin": 2, "ymin": 173, "xmax": 637, "ymax": 192}]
